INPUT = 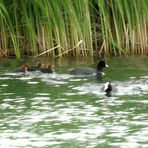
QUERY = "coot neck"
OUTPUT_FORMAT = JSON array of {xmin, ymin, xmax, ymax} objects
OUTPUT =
[{"xmin": 97, "ymin": 66, "xmax": 104, "ymax": 71}]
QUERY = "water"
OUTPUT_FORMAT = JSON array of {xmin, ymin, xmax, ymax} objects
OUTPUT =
[{"xmin": 0, "ymin": 56, "xmax": 148, "ymax": 148}]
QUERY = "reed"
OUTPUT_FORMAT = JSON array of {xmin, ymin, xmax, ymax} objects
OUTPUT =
[
  {"xmin": 0, "ymin": 0, "xmax": 148, "ymax": 59},
  {"xmin": 0, "ymin": 0, "xmax": 20, "ymax": 58}
]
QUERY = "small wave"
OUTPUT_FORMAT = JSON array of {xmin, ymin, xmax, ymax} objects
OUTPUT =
[{"xmin": 72, "ymin": 77, "xmax": 148, "ymax": 97}]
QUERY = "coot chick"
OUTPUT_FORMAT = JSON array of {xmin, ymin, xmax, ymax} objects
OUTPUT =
[
  {"xmin": 104, "ymin": 82, "xmax": 112, "ymax": 97},
  {"xmin": 27, "ymin": 62, "xmax": 44, "ymax": 71},
  {"xmin": 15, "ymin": 64, "xmax": 28, "ymax": 73},
  {"xmin": 70, "ymin": 60, "xmax": 108, "ymax": 80},
  {"xmin": 40, "ymin": 64, "xmax": 54, "ymax": 73}
]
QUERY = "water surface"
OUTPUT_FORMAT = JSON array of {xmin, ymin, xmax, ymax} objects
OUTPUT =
[{"xmin": 0, "ymin": 56, "xmax": 148, "ymax": 148}]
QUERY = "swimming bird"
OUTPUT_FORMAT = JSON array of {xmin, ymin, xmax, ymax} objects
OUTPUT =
[
  {"xmin": 40, "ymin": 64, "xmax": 54, "ymax": 73},
  {"xmin": 15, "ymin": 64, "xmax": 28, "ymax": 73},
  {"xmin": 27, "ymin": 62, "xmax": 44, "ymax": 71},
  {"xmin": 70, "ymin": 60, "xmax": 108, "ymax": 80},
  {"xmin": 104, "ymin": 82, "xmax": 112, "ymax": 97}
]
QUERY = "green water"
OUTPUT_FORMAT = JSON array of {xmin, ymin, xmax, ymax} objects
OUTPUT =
[{"xmin": 0, "ymin": 56, "xmax": 148, "ymax": 148}]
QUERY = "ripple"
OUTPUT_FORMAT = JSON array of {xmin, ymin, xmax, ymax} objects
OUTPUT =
[
  {"xmin": 72, "ymin": 77, "xmax": 148, "ymax": 97},
  {"xmin": 0, "ymin": 77, "xmax": 14, "ymax": 80},
  {"xmin": 1, "ymin": 84, "xmax": 8, "ymax": 87},
  {"xmin": 1, "ymin": 93, "xmax": 14, "ymax": 96},
  {"xmin": 17, "ymin": 77, "xmax": 33, "ymax": 80},
  {"xmin": 0, "ymin": 69, "xmax": 148, "ymax": 147},
  {"xmin": 4, "ymin": 72, "xmax": 21, "ymax": 76},
  {"xmin": 36, "ymin": 93, "xmax": 50, "ymax": 96},
  {"xmin": 27, "ymin": 81, "xmax": 39, "ymax": 84},
  {"xmin": 69, "ymin": 78, "xmax": 88, "ymax": 82},
  {"xmin": 40, "ymin": 73, "xmax": 70, "ymax": 85}
]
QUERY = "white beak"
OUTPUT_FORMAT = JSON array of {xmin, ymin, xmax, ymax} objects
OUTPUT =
[{"xmin": 105, "ymin": 64, "xmax": 109, "ymax": 67}]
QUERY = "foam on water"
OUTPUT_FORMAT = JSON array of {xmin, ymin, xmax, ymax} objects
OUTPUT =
[
  {"xmin": 1, "ymin": 70, "xmax": 148, "ymax": 97},
  {"xmin": 72, "ymin": 77, "xmax": 148, "ymax": 97},
  {"xmin": 40, "ymin": 73, "xmax": 74, "ymax": 85}
]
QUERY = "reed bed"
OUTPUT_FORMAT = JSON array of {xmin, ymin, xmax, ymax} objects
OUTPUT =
[{"xmin": 0, "ymin": 0, "xmax": 148, "ymax": 59}]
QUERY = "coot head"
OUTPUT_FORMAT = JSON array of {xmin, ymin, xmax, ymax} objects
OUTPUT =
[
  {"xmin": 20, "ymin": 64, "xmax": 28, "ymax": 73},
  {"xmin": 37, "ymin": 62, "xmax": 44, "ymax": 68},
  {"xmin": 27, "ymin": 62, "xmax": 45, "ymax": 71},
  {"xmin": 97, "ymin": 60, "xmax": 108, "ymax": 71},
  {"xmin": 47, "ymin": 64, "xmax": 54, "ymax": 73},
  {"xmin": 48, "ymin": 64, "xmax": 54, "ymax": 69},
  {"xmin": 40, "ymin": 64, "xmax": 54, "ymax": 73},
  {"xmin": 96, "ymin": 60, "xmax": 108, "ymax": 81}
]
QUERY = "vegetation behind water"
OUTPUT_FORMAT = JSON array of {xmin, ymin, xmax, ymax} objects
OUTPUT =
[{"xmin": 0, "ymin": 0, "xmax": 148, "ymax": 59}]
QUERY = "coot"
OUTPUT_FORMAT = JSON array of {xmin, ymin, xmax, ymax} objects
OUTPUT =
[
  {"xmin": 40, "ymin": 64, "xmax": 54, "ymax": 73},
  {"xmin": 27, "ymin": 62, "xmax": 44, "ymax": 71},
  {"xmin": 15, "ymin": 64, "xmax": 28, "ymax": 73},
  {"xmin": 70, "ymin": 60, "xmax": 108, "ymax": 80},
  {"xmin": 104, "ymin": 82, "xmax": 112, "ymax": 97}
]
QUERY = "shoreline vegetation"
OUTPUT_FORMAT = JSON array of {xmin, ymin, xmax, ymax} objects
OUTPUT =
[{"xmin": 0, "ymin": 0, "xmax": 148, "ymax": 59}]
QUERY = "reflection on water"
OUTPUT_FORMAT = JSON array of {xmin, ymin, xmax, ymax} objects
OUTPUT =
[{"xmin": 0, "ymin": 57, "xmax": 148, "ymax": 148}]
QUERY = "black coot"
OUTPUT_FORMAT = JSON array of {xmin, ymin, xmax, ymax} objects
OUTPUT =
[{"xmin": 70, "ymin": 60, "xmax": 108, "ymax": 80}]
